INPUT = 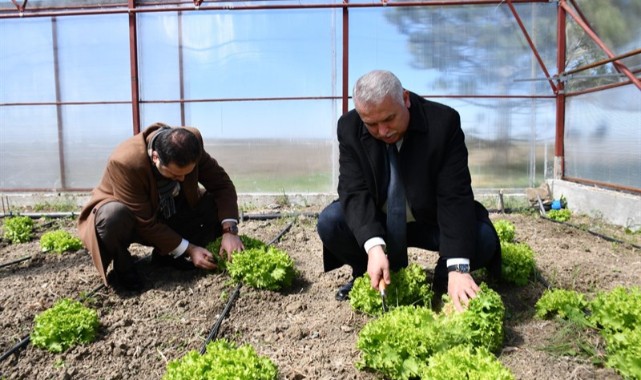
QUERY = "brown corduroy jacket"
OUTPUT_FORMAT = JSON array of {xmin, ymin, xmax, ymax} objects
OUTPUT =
[{"xmin": 77, "ymin": 122, "xmax": 239, "ymax": 285}]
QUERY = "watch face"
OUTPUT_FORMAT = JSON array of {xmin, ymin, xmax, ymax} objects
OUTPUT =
[{"xmin": 224, "ymin": 224, "xmax": 239, "ymax": 234}]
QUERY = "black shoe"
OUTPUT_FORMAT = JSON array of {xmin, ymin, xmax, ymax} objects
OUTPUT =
[
  {"xmin": 335, "ymin": 279, "xmax": 355, "ymax": 301},
  {"xmin": 151, "ymin": 250, "xmax": 195, "ymax": 271},
  {"xmin": 108, "ymin": 268, "xmax": 145, "ymax": 292}
]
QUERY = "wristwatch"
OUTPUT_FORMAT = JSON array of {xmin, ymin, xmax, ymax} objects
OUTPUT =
[
  {"xmin": 222, "ymin": 223, "xmax": 239, "ymax": 235},
  {"xmin": 447, "ymin": 263, "xmax": 470, "ymax": 274}
]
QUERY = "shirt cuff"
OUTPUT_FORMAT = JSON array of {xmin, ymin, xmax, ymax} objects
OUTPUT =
[
  {"xmin": 446, "ymin": 258, "xmax": 470, "ymax": 267},
  {"xmin": 364, "ymin": 237, "xmax": 386, "ymax": 255},
  {"xmin": 169, "ymin": 239, "xmax": 189, "ymax": 258},
  {"xmin": 221, "ymin": 218, "xmax": 238, "ymax": 226}
]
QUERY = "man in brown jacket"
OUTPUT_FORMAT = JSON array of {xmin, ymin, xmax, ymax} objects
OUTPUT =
[{"xmin": 78, "ymin": 122, "xmax": 244, "ymax": 291}]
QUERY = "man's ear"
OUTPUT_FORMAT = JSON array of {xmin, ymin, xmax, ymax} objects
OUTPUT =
[{"xmin": 403, "ymin": 90, "xmax": 411, "ymax": 108}]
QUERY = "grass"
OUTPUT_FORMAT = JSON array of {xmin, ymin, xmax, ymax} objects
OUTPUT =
[
  {"xmin": 32, "ymin": 200, "xmax": 79, "ymax": 213},
  {"xmin": 538, "ymin": 318, "xmax": 606, "ymax": 365}
]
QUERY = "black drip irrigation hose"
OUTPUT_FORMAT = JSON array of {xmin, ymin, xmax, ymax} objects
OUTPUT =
[
  {"xmin": 0, "ymin": 255, "xmax": 32, "ymax": 269},
  {"xmin": 199, "ymin": 283, "xmax": 242, "ymax": 355},
  {"xmin": 198, "ymin": 218, "xmax": 297, "ymax": 355},
  {"xmin": 541, "ymin": 215, "xmax": 641, "ymax": 250}
]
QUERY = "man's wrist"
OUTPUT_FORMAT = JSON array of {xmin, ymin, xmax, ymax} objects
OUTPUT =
[
  {"xmin": 447, "ymin": 257, "xmax": 471, "ymax": 274},
  {"xmin": 222, "ymin": 222, "xmax": 239, "ymax": 235},
  {"xmin": 364, "ymin": 237, "xmax": 386, "ymax": 255}
]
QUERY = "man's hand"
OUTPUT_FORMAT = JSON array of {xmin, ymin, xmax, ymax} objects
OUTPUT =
[
  {"xmin": 367, "ymin": 245, "xmax": 390, "ymax": 289},
  {"xmin": 186, "ymin": 244, "xmax": 217, "ymax": 270},
  {"xmin": 219, "ymin": 233, "xmax": 244, "ymax": 261},
  {"xmin": 447, "ymin": 271, "xmax": 481, "ymax": 312}
]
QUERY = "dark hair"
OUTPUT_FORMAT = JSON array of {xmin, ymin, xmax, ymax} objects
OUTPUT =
[{"xmin": 155, "ymin": 128, "xmax": 202, "ymax": 167}]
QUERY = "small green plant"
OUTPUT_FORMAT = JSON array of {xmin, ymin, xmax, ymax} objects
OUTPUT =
[
  {"xmin": 206, "ymin": 234, "xmax": 266, "ymax": 270},
  {"xmin": 2, "ymin": 215, "xmax": 34, "ymax": 243},
  {"xmin": 31, "ymin": 298, "xmax": 100, "ymax": 353},
  {"xmin": 547, "ymin": 209, "xmax": 572, "ymax": 222},
  {"xmin": 493, "ymin": 219, "xmax": 516, "ymax": 243},
  {"xmin": 535, "ymin": 286, "xmax": 641, "ymax": 379},
  {"xmin": 357, "ymin": 283, "xmax": 505, "ymax": 379},
  {"xmin": 274, "ymin": 189, "xmax": 290, "ymax": 208},
  {"xmin": 603, "ymin": 326, "xmax": 641, "ymax": 379},
  {"xmin": 40, "ymin": 230, "xmax": 83, "ymax": 254},
  {"xmin": 535, "ymin": 288, "xmax": 588, "ymax": 322},
  {"xmin": 421, "ymin": 345, "xmax": 515, "ymax": 380},
  {"xmin": 590, "ymin": 286, "xmax": 641, "ymax": 378},
  {"xmin": 163, "ymin": 339, "xmax": 278, "ymax": 380},
  {"xmin": 441, "ymin": 283, "xmax": 506, "ymax": 353},
  {"xmin": 589, "ymin": 286, "xmax": 641, "ymax": 335},
  {"xmin": 349, "ymin": 264, "xmax": 433, "ymax": 316},
  {"xmin": 500, "ymin": 242, "xmax": 536, "ymax": 286},
  {"xmin": 227, "ymin": 246, "xmax": 296, "ymax": 291}
]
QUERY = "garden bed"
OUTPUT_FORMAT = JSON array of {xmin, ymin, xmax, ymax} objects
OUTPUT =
[{"xmin": 1, "ymin": 206, "xmax": 639, "ymax": 379}]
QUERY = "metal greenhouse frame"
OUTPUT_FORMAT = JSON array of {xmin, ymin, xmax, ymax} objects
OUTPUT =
[{"xmin": 1, "ymin": 0, "xmax": 640, "ymax": 194}]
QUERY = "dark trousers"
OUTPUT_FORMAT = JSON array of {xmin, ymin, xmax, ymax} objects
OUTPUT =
[
  {"xmin": 94, "ymin": 193, "xmax": 221, "ymax": 274},
  {"xmin": 316, "ymin": 200, "xmax": 500, "ymax": 281}
]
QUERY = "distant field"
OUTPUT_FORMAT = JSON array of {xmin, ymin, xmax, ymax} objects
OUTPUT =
[
  {"xmin": 3, "ymin": 138, "xmax": 634, "ymax": 192},
  {"xmin": 204, "ymin": 139, "xmax": 336, "ymax": 193}
]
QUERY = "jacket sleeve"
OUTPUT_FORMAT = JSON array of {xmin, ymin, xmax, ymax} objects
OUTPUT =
[
  {"xmin": 336, "ymin": 113, "xmax": 386, "ymax": 248},
  {"xmin": 434, "ymin": 110, "xmax": 477, "ymax": 260}
]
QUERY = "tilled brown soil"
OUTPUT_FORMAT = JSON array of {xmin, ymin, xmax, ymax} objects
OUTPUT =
[{"xmin": 1, "ymin": 207, "xmax": 640, "ymax": 380}]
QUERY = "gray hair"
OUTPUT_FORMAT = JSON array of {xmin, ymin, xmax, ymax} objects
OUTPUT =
[{"xmin": 353, "ymin": 70, "xmax": 404, "ymax": 107}]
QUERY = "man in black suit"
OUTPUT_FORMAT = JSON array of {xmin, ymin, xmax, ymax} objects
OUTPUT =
[{"xmin": 317, "ymin": 70, "xmax": 500, "ymax": 311}]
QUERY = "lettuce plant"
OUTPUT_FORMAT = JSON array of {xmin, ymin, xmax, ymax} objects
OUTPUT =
[
  {"xmin": 589, "ymin": 286, "xmax": 641, "ymax": 334},
  {"xmin": 547, "ymin": 209, "xmax": 572, "ymax": 222},
  {"xmin": 535, "ymin": 286, "xmax": 641, "ymax": 379},
  {"xmin": 356, "ymin": 305, "xmax": 445, "ymax": 379},
  {"xmin": 357, "ymin": 283, "xmax": 506, "ymax": 379},
  {"xmin": 535, "ymin": 288, "xmax": 588, "ymax": 322},
  {"xmin": 349, "ymin": 264, "xmax": 433, "ymax": 316},
  {"xmin": 40, "ymin": 230, "xmax": 83, "ymax": 254},
  {"xmin": 206, "ymin": 234, "xmax": 266, "ymax": 270},
  {"xmin": 500, "ymin": 242, "xmax": 536, "ymax": 286},
  {"xmin": 227, "ymin": 246, "xmax": 296, "ymax": 291},
  {"xmin": 31, "ymin": 298, "xmax": 100, "ymax": 353},
  {"xmin": 493, "ymin": 219, "xmax": 516, "ymax": 243},
  {"xmin": 421, "ymin": 345, "xmax": 515, "ymax": 380},
  {"xmin": 2, "ymin": 215, "xmax": 34, "ymax": 243},
  {"xmin": 603, "ymin": 326, "xmax": 641, "ymax": 379},
  {"xmin": 441, "ymin": 283, "xmax": 506, "ymax": 353},
  {"xmin": 163, "ymin": 339, "xmax": 277, "ymax": 380}
]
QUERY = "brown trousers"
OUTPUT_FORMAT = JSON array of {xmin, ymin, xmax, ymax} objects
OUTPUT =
[{"xmin": 94, "ymin": 193, "xmax": 221, "ymax": 274}]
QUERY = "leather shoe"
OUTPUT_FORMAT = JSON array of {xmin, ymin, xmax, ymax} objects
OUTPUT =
[
  {"xmin": 151, "ymin": 249, "xmax": 195, "ymax": 271},
  {"xmin": 335, "ymin": 279, "xmax": 355, "ymax": 301}
]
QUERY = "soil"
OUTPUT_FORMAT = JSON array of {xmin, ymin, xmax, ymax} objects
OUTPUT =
[{"xmin": 1, "ymin": 206, "xmax": 640, "ymax": 380}]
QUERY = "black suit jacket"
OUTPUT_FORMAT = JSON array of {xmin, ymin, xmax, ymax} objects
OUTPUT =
[{"xmin": 337, "ymin": 92, "xmax": 485, "ymax": 260}]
